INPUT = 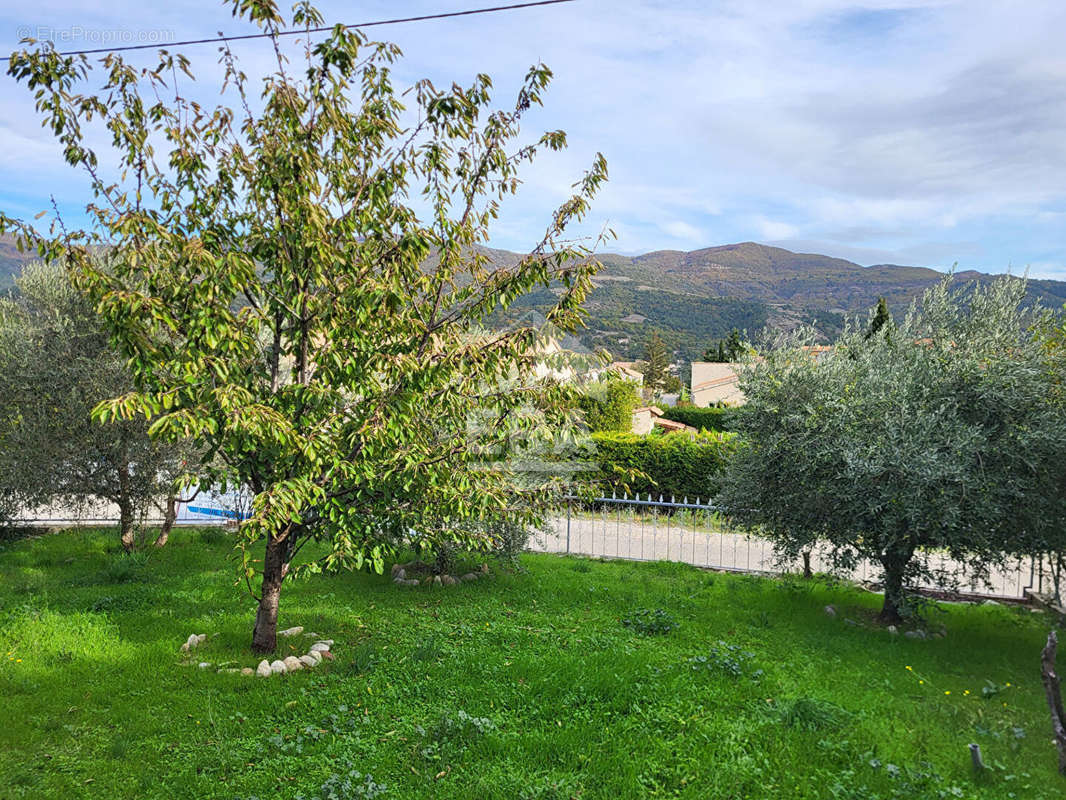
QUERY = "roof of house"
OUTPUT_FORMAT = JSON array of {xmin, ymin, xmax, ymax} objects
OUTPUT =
[
  {"xmin": 692, "ymin": 372, "xmax": 739, "ymax": 392},
  {"xmin": 652, "ymin": 417, "xmax": 695, "ymax": 433},
  {"xmin": 609, "ymin": 361, "xmax": 644, "ymax": 381}
]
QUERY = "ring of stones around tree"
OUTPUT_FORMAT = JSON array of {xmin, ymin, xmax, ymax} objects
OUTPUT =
[
  {"xmin": 390, "ymin": 560, "xmax": 490, "ymax": 587},
  {"xmin": 178, "ymin": 626, "xmax": 335, "ymax": 677}
]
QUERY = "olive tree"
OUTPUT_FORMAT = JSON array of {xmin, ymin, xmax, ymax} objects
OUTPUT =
[
  {"xmin": 3, "ymin": 0, "xmax": 606, "ymax": 652},
  {"xmin": 718, "ymin": 276, "xmax": 1066, "ymax": 622},
  {"xmin": 0, "ymin": 260, "xmax": 196, "ymax": 549}
]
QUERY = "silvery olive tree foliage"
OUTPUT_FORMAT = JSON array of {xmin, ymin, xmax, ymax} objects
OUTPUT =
[
  {"xmin": 718, "ymin": 277, "xmax": 1066, "ymax": 622},
  {"xmin": 2, "ymin": 0, "xmax": 608, "ymax": 652},
  {"xmin": 0, "ymin": 260, "xmax": 196, "ymax": 549}
]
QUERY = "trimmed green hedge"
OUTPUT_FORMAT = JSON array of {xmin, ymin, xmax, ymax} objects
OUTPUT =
[
  {"xmin": 587, "ymin": 430, "xmax": 737, "ymax": 501},
  {"xmin": 577, "ymin": 378, "xmax": 641, "ymax": 433},
  {"xmin": 659, "ymin": 405, "xmax": 739, "ymax": 432}
]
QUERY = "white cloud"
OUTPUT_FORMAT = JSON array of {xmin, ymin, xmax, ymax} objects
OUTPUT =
[
  {"xmin": 662, "ymin": 220, "xmax": 705, "ymax": 242},
  {"xmin": 2, "ymin": 0, "xmax": 1066, "ymax": 275},
  {"xmin": 754, "ymin": 218, "xmax": 800, "ymax": 241}
]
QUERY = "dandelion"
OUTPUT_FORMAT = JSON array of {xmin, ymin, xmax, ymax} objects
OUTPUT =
[
  {"xmin": 944, "ymin": 690, "xmax": 951, "ymax": 695},
  {"xmin": 919, "ymin": 680, "xmax": 925, "ymax": 685},
  {"xmin": 15, "ymin": 659, "xmax": 21, "ymax": 663},
  {"xmin": 964, "ymin": 690, "xmax": 970, "ymax": 696},
  {"xmin": 905, "ymin": 666, "xmax": 913, "ymax": 671},
  {"xmin": 1006, "ymin": 682, "xmax": 1011, "ymax": 687}
]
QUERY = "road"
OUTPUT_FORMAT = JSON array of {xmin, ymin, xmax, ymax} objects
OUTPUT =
[{"xmin": 533, "ymin": 512, "xmax": 1037, "ymax": 600}]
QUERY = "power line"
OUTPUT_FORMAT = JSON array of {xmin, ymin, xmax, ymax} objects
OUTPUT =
[{"xmin": 1, "ymin": 0, "xmax": 575, "ymax": 61}]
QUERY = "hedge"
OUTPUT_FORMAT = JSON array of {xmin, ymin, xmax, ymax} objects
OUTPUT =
[
  {"xmin": 587, "ymin": 430, "xmax": 737, "ymax": 501},
  {"xmin": 659, "ymin": 405, "xmax": 740, "ymax": 432},
  {"xmin": 577, "ymin": 377, "xmax": 641, "ymax": 433}
]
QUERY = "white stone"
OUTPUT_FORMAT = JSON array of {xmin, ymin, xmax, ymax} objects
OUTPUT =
[
  {"xmin": 283, "ymin": 656, "xmax": 303, "ymax": 671},
  {"xmin": 198, "ymin": 662, "xmax": 211, "ymax": 669},
  {"xmin": 306, "ymin": 650, "xmax": 322, "ymax": 665},
  {"xmin": 186, "ymin": 634, "xmax": 200, "ymax": 650},
  {"xmin": 180, "ymin": 642, "xmax": 190, "ymax": 653},
  {"xmin": 313, "ymin": 639, "xmax": 333, "ymax": 647},
  {"xmin": 310, "ymin": 642, "xmax": 331, "ymax": 653},
  {"xmin": 270, "ymin": 659, "xmax": 287, "ymax": 675},
  {"xmin": 241, "ymin": 667, "xmax": 255, "ymax": 676},
  {"xmin": 279, "ymin": 626, "xmax": 304, "ymax": 637},
  {"xmin": 256, "ymin": 660, "xmax": 272, "ymax": 677},
  {"xmin": 299, "ymin": 655, "xmax": 317, "ymax": 668}
]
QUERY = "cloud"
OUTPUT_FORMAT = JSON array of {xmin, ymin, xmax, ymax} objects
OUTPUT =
[
  {"xmin": 2, "ymin": 0, "xmax": 1066, "ymax": 278},
  {"xmin": 754, "ymin": 218, "xmax": 800, "ymax": 241},
  {"xmin": 662, "ymin": 220, "xmax": 705, "ymax": 242}
]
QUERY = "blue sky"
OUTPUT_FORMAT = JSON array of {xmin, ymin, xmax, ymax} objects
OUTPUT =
[{"xmin": 2, "ymin": 1, "xmax": 1066, "ymax": 278}]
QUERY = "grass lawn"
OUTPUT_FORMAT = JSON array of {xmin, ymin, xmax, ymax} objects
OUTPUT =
[{"xmin": 0, "ymin": 526, "xmax": 1061, "ymax": 799}]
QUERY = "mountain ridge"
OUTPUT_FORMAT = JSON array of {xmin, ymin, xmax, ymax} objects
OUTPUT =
[{"xmin": 3, "ymin": 235, "xmax": 1062, "ymax": 361}]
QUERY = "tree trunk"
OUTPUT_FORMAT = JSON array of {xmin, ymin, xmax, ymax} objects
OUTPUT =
[
  {"xmin": 251, "ymin": 532, "xmax": 290, "ymax": 654},
  {"xmin": 878, "ymin": 550, "xmax": 911, "ymax": 624},
  {"xmin": 118, "ymin": 462, "xmax": 136, "ymax": 553},
  {"xmin": 802, "ymin": 550, "xmax": 812, "ymax": 579},
  {"xmin": 1040, "ymin": 630, "xmax": 1066, "ymax": 776},
  {"xmin": 154, "ymin": 494, "xmax": 178, "ymax": 548}
]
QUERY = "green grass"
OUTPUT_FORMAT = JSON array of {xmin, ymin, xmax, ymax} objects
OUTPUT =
[{"xmin": 0, "ymin": 526, "xmax": 1061, "ymax": 799}]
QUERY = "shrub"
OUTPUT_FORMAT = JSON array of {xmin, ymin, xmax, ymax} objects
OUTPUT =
[
  {"xmin": 689, "ymin": 641, "xmax": 762, "ymax": 679},
  {"xmin": 621, "ymin": 607, "xmax": 678, "ymax": 635},
  {"xmin": 659, "ymin": 405, "xmax": 739, "ymax": 432},
  {"xmin": 577, "ymin": 377, "xmax": 641, "ymax": 433},
  {"xmin": 588, "ymin": 430, "xmax": 736, "ymax": 500}
]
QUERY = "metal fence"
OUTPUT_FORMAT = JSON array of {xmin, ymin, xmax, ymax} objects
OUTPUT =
[
  {"xmin": 534, "ymin": 494, "xmax": 1050, "ymax": 602},
  {"xmin": 11, "ymin": 493, "xmax": 1062, "ymax": 603},
  {"xmin": 8, "ymin": 494, "xmax": 244, "ymax": 529}
]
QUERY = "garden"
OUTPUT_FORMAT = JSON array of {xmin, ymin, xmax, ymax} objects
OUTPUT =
[
  {"xmin": 1, "ymin": 525, "xmax": 1060, "ymax": 799},
  {"xmin": 1, "ymin": 3, "xmax": 1066, "ymax": 798}
]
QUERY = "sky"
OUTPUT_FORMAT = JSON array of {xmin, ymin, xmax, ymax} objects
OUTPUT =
[{"xmin": 2, "ymin": 0, "xmax": 1066, "ymax": 278}]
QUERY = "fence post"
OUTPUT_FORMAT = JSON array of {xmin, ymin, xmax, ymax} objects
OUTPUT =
[{"xmin": 566, "ymin": 497, "xmax": 571, "ymax": 554}]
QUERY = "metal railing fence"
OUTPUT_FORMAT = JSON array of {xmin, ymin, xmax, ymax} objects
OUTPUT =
[
  {"xmin": 533, "ymin": 494, "xmax": 1048, "ymax": 602},
  {"xmin": 10, "ymin": 493, "xmax": 1062, "ymax": 602}
]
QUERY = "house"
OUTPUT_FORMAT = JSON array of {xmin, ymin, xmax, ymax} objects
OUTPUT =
[
  {"xmin": 631, "ymin": 405, "xmax": 697, "ymax": 435},
  {"xmin": 607, "ymin": 361, "xmax": 644, "ymax": 384},
  {"xmin": 690, "ymin": 361, "xmax": 745, "ymax": 407},
  {"xmin": 799, "ymin": 345, "xmax": 834, "ymax": 361},
  {"xmin": 531, "ymin": 334, "xmax": 590, "ymax": 382}
]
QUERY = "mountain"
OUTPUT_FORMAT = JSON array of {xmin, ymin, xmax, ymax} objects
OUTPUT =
[
  {"xmin": 4, "ymin": 235, "xmax": 1062, "ymax": 362},
  {"xmin": 492, "ymin": 242, "xmax": 1066, "ymax": 362},
  {"xmin": 0, "ymin": 235, "xmax": 33, "ymax": 289}
]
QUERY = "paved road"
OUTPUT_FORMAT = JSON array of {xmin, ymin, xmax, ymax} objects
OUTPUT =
[{"xmin": 534, "ymin": 513, "xmax": 1038, "ymax": 599}]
